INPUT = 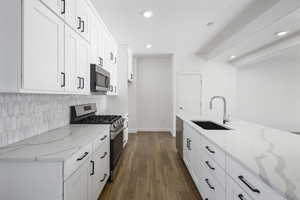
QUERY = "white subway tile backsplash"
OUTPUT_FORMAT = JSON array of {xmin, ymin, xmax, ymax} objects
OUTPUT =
[{"xmin": 0, "ymin": 93, "xmax": 106, "ymax": 147}]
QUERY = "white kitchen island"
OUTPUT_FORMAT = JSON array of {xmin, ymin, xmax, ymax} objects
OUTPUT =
[
  {"xmin": 178, "ymin": 114, "xmax": 300, "ymax": 200},
  {"xmin": 0, "ymin": 124, "xmax": 110, "ymax": 200}
]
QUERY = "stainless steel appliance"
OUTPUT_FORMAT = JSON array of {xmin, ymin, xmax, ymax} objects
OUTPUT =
[
  {"xmin": 90, "ymin": 64, "xmax": 110, "ymax": 93},
  {"xmin": 176, "ymin": 116, "xmax": 183, "ymax": 159},
  {"xmin": 70, "ymin": 103, "xmax": 125, "ymax": 181}
]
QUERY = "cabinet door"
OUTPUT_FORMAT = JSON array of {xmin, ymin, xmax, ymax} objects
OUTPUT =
[
  {"xmin": 40, "ymin": 0, "xmax": 63, "ymax": 16},
  {"xmin": 128, "ymin": 49, "xmax": 133, "ymax": 81},
  {"xmin": 90, "ymin": 15, "xmax": 101, "ymax": 65},
  {"xmin": 77, "ymin": 0, "xmax": 90, "ymax": 41},
  {"xmin": 64, "ymin": 0, "xmax": 77, "ymax": 28},
  {"xmin": 65, "ymin": 26, "xmax": 81, "ymax": 93},
  {"xmin": 227, "ymin": 178, "xmax": 254, "ymax": 200},
  {"xmin": 23, "ymin": 0, "xmax": 65, "ymax": 92},
  {"xmin": 103, "ymin": 32, "xmax": 112, "ymax": 72},
  {"xmin": 78, "ymin": 38, "xmax": 90, "ymax": 93},
  {"xmin": 64, "ymin": 159, "xmax": 92, "ymax": 200}
]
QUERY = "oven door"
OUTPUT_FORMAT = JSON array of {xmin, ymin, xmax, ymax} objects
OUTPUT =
[{"xmin": 90, "ymin": 64, "xmax": 110, "ymax": 92}]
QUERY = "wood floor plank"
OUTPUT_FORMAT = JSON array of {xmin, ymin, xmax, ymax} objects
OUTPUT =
[{"xmin": 99, "ymin": 132, "xmax": 201, "ymax": 200}]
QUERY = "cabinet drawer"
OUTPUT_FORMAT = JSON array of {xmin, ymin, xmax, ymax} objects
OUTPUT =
[
  {"xmin": 93, "ymin": 132, "xmax": 109, "ymax": 151},
  {"xmin": 200, "ymin": 147, "xmax": 226, "ymax": 189},
  {"xmin": 199, "ymin": 163, "xmax": 226, "ymax": 200},
  {"xmin": 227, "ymin": 177, "xmax": 254, "ymax": 200},
  {"xmin": 64, "ymin": 143, "xmax": 93, "ymax": 179},
  {"xmin": 227, "ymin": 157, "xmax": 285, "ymax": 200},
  {"xmin": 94, "ymin": 143, "xmax": 110, "ymax": 198},
  {"xmin": 200, "ymin": 135, "xmax": 226, "ymax": 169}
]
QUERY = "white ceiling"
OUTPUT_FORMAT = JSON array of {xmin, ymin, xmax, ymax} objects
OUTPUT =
[{"xmin": 92, "ymin": 0, "xmax": 255, "ymax": 55}]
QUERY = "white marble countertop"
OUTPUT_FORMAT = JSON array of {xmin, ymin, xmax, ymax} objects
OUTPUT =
[
  {"xmin": 178, "ymin": 114, "xmax": 300, "ymax": 200},
  {"xmin": 0, "ymin": 124, "xmax": 109, "ymax": 162}
]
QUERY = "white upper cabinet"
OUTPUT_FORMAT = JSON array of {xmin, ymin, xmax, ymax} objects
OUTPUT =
[
  {"xmin": 127, "ymin": 49, "xmax": 133, "ymax": 82},
  {"xmin": 90, "ymin": 13, "xmax": 104, "ymax": 66},
  {"xmin": 23, "ymin": 0, "xmax": 65, "ymax": 92},
  {"xmin": 64, "ymin": 0, "xmax": 78, "ymax": 29},
  {"xmin": 78, "ymin": 37, "xmax": 90, "ymax": 94},
  {"xmin": 0, "ymin": 0, "xmax": 118, "ymax": 95},
  {"xmin": 103, "ymin": 32, "xmax": 118, "ymax": 96},
  {"xmin": 40, "ymin": 0, "xmax": 63, "ymax": 16},
  {"xmin": 77, "ymin": 0, "xmax": 90, "ymax": 41},
  {"xmin": 65, "ymin": 26, "xmax": 81, "ymax": 93}
]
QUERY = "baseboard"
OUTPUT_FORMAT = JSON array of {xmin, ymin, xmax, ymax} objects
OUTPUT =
[
  {"xmin": 137, "ymin": 128, "xmax": 172, "ymax": 132},
  {"xmin": 128, "ymin": 128, "xmax": 137, "ymax": 134}
]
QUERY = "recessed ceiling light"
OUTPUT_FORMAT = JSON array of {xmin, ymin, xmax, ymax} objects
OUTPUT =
[
  {"xmin": 146, "ymin": 44, "xmax": 152, "ymax": 49},
  {"xmin": 229, "ymin": 55, "xmax": 236, "ymax": 60},
  {"xmin": 141, "ymin": 9, "xmax": 153, "ymax": 18},
  {"xmin": 275, "ymin": 31, "xmax": 289, "ymax": 37},
  {"xmin": 207, "ymin": 22, "xmax": 215, "ymax": 27}
]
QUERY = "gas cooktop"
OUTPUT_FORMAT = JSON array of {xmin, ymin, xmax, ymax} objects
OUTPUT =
[{"xmin": 73, "ymin": 115, "xmax": 122, "ymax": 124}]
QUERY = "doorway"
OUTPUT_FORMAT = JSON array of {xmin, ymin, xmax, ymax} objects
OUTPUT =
[{"xmin": 176, "ymin": 72, "xmax": 202, "ymax": 117}]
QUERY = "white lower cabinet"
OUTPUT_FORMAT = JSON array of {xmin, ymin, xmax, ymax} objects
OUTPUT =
[
  {"xmin": 64, "ymin": 159, "xmax": 92, "ymax": 200},
  {"xmin": 182, "ymin": 121, "xmax": 286, "ymax": 200},
  {"xmin": 91, "ymin": 140, "xmax": 110, "ymax": 200},
  {"xmin": 227, "ymin": 177, "xmax": 254, "ymax": 200},
  {"xmin": 0, "ymin": 131, "xmax": 110, "ymax": 200}
]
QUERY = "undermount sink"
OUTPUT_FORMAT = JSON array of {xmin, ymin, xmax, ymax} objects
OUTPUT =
[{"xmin": 192, "ymin": 121, "xmax": 231, "ymax": 130}]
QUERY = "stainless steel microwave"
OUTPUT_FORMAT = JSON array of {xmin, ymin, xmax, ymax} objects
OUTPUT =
[{"xmin": 90, "ymin": 64, "xmax": 110, "ymax": 93}]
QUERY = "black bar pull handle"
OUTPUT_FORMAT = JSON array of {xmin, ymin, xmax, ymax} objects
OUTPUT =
[
  {"xmin": 100, "ymin": 152, "xmax": 108, "ymax": 159},
  {"xmin": 81, "ymin": 20, "xmax": 85, "ymax": 32},
  {"xmin": 100, "ymin": 135, "xmax": 107, "ymax": 141},
  {"xmin": 77, "ymin": 76, "xmax": 81, "ymax": 89},
  {"xmin": 205, "ymin": 161, "xmax": 215, "ymax": 170},
  {"xmin": 205, "ymin": 178, "xmax": 215, "ymax": 190},
  {"xmin": 90, "ymin": 160, "xmax": 95, "ymax": 176},
  {"xmin": 77, "ymin": 152, "xmax": 89, "ymax": 161},
  {"xmin": 61, "ymin": 0, "xmax": 65, "ymax": 14},
  {"xmin": 82, "ymin": 77, "xmax": 85, "ymax": 89},
  {"xmin": 205, "ymin": 146, "xmax": 215, "ymax": 154},
  {"xmin": 238, "ymin": 194, "xmax": 245, "ymax": 200},
  {"xmin": 238, "ymin": 175, "xmax": 260, "ymax": 194},
  {"xmin": 99, "ymin": 57, "xmax": 103, "ymax": 66},
  {"xmin": 77, "ymin": 17, "xmax": 82, "ymax": 29},
  {"xmin": 61, "ymin": 72, "xmax": 65, "ymax": 87},
  {"xmin": 100, "ymin": 174, "xmax": 107, "ymax": 182}
]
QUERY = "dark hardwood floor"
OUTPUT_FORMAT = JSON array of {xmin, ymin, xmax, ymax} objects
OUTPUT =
[{"xmin": 99, "ymin": 132, "xmax": 201, "ymax": 200}]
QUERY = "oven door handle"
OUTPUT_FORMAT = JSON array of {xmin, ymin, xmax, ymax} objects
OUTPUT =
[
  {"xmin": 113, "ymin": 127, "xmax": 125, "ymax": 135},
  {"xmin": 105, "ymin": 77, "xmax": 110, "ymax": 88}
]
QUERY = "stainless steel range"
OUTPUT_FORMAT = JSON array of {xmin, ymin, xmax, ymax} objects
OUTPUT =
[{"xmin": 70, "ymin": 103, "xmax": 125, "ymax": 181}]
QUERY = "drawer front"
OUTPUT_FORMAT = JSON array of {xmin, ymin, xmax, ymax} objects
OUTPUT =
[
  {"xmin": 227, "ymin": 177, "xmax": 254, "ymax": 200},
  {"xmin": 64, "ymin": 143, "xmax": 93, "ymax": 179},
  {"xmin": 93, "ymin": 143, "xmax": 110, "ymax": 199},
  {"xmin": 200, "ymin": 147, "xmax": 226, "ymax": 189},
  {"xmin": 200, "ymin": 135, "xmax": 226, "ymax": 169},
  {"xmin": 227, "ymin": 157, "xmax": 285, "ymax": 200},
  {"xmin": 199, "ymin": 163, "xmax": 226, "ymax": 200},
  {"xmin": 93, "ymin": 132, "xmax": 109, "ymax": 151}
]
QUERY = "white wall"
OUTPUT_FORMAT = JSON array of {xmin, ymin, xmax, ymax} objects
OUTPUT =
[
  {"xmin": 128, "ymin": 53, "xmax": 237, "ymax": 136},
  {"xmin": 237, "ymin": 44, "xmax": 300, "ymax": 132},
  {"xmin": 173, "ymin": 55, "xmax": 237, "ymax": 127},
  {"xmin": 135, "ymin": 56, "xmax": 173, "ymax": 132}
]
